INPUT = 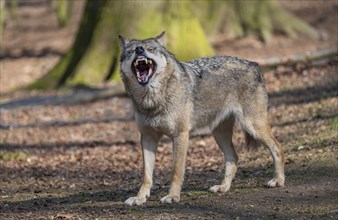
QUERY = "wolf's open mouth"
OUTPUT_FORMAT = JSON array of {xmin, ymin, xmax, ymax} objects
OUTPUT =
[{"xmin": 131, "ymin": 56, "xmax": 157, "ymax": 85}]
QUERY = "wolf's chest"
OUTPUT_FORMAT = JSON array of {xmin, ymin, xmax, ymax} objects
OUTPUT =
[{"xmin": 136, "ymin": 111, "xmax": 177, "ymax": 136}]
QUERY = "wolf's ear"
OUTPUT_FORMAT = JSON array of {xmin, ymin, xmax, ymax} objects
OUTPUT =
[
  {"xmin": 155, "ymin": 31, "xmax": 165, "ymax": 46},
  {"xmin": 118, "ymin": 35, "xmax": 129, "ymax": 48}
]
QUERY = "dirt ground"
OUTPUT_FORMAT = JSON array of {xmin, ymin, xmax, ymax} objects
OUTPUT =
[{"xmin": 0, "ymin": 0, "xmax": 338, "ymax": 219}]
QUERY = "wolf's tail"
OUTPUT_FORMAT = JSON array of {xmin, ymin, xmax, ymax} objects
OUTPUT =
[{"xmin": 245, "ymin": 131, "xmax": 261, "ymax": 149}]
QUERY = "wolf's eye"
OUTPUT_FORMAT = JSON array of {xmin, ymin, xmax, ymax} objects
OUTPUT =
[
  {"xmin": 127, "ymin": 49, "xmax": 134, "ymax": 55},
  {"xmin": 147, "ymin": 47, "xmax": 156, "ymax": 52}
]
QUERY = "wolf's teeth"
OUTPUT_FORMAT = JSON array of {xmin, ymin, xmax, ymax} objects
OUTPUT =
[
  {"xmin": 149, "ymin": 60, "xmax": 152, "ymax": 64},
  {"xmin": 146, "ymin": 59, "xmax": 148, "ymax": 64},
  {"xmin": 134, "ymin": 62, "xmax": 137, "ymax": 66}
]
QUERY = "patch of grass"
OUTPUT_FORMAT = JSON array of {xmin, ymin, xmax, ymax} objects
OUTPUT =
[
  {"xmin": 329, "ymin": 115, "xmax": 338, "ymax": 131},
  {"xmin": 289, "ymin": 114, "xmax": 338, "ymax": 151},
  {"xmin": 0, "ymin": 151, "xmax": 28, "ymax": 161}
]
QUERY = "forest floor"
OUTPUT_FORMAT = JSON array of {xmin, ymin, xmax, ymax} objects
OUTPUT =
[{"xmin": 0, "ymin": 0, "xmax": 337, "ymax": 219}]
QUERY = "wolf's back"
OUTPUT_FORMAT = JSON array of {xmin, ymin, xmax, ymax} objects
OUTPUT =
[
  {"xmin": 184, "ymin": 55, "xmax": 267, "ymax": 131},
  {"xmin": 185, "ymin": 56, "xmax": 261, "ymax": 79}
]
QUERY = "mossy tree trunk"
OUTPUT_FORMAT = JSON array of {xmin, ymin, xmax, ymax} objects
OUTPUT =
[
  {"xmin": 30, "ymin": 0, "xmax": 317, "ymax": 89},
  {"xmin": 198, "ymin": 0, "xmax": 318, "ymax": 42},
  {"xmin": 30, "ymin": 0, "xmax": 214, "ymax": 89},
  {"xmin": 30, "ymin": 0, "xmax": 108, "ymax": 89},
  {"xmin": 53, "ymin": 0, "xmax": 73, "ymax": 27},
  {"xmin": 137, "ymin": 1, "xmax": 214, "ymax": 61}
]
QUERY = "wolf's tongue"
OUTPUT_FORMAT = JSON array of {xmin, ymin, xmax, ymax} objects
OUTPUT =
[{"xmin": 140, "ymin": 71, "xmax": 148, "ymax": 81}]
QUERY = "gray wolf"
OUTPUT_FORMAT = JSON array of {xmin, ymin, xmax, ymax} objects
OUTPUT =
[{"xmin": 118, "ymin": 32, "xmax": 285, "ymax": 206}]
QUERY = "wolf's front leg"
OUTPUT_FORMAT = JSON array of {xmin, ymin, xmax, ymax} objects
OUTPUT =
[
  {"xmin": 160, "ymin": 131, "xmax": 189, "ymax": 204},
  {"xmin": 125, "ymin": 133, "xmax": 161, "ymax": 206}
]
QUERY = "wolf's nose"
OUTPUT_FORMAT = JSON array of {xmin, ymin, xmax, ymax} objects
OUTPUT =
[{"xmin": 135, "ymin": 46, "xmax": 144, "ymax": 55}]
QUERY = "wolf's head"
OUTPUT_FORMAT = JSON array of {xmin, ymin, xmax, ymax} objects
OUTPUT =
[{"xmin": 118, "ymin": 32, "xmax": 168, "ymax": 86}]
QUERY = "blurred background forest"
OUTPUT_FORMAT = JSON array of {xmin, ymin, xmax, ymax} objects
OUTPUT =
[
  {"xmin": 0, "ymin": 0, "xmax": 337, "ymax": 219},
  {"xmin": 1, "ymin": 0, "xmax": 336, "ymax": 91}
]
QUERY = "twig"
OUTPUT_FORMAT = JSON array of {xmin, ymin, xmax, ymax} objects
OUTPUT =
[{"xmin": 256, "ymin": 46, "xmax": 338, "ymax": 68}]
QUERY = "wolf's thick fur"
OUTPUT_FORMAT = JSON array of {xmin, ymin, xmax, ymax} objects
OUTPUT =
[{"xmin": 119, "ymin": 32, "xmax": 285, "ymax": 206}]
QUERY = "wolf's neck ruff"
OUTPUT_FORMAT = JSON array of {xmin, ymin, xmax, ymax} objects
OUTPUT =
[{"xmin": 130, "ymin": 63, "xmax": 179, "ymax": 116}]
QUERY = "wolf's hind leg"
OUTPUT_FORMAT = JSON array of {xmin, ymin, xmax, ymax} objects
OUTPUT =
[
  {"xmin": 243, "ymin": 118, "xmax": 285, "ymax": 188},
  {"xmin": 258, "ymin": 127, "xmax": 285, "ymax": 187},
  {"xmin": 210, "ymin": 118, "xmax": 238, "ymax": 193}
]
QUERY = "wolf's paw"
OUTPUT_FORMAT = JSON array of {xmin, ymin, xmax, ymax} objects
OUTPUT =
[
  {"xmin": 160, "ymin": 194, "xmax": 180, "ymax": 204},
  {"xmin": 125, "ymin": 196, "xmax": 147, "ymax": 206},
  {"xmin": 209, "ymin": 184, "xmax": 230, "ymax": 193},
  {"xmin": 267, "ymin": 177, "xmax": 285, "ymax": 188}
]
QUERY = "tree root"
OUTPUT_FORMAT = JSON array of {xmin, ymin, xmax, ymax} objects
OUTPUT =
[{"xmin": 257, "ymin": 46, "xmax": 338, "ymax": 68}]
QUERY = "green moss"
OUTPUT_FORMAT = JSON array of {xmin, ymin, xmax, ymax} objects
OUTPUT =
[
  {"xmin": 137, "ymin": 1, "xmax": 214, "ymax": 61},
  {"xmin": 28, "ymin": 50, "xmax": 74, "ymax": 90},
  {"xmin": 291, "ymin": 114, "xmax": 338, "ymax": 151},
  {"xmin": 329, "ymin": 115, "xmax": 338, "ymax": 131},
  {"xmin": 54, "ymin": 0, "xmax": 72, "ymax": 27},
  {"xmin": 0, "ymin": 151, "xmax": 28, "ymax": 161},
  {"xmin": 196, "ymin": 0, "xmax": 318, "ymax": 42},
  {"xmin": 69, "ymin": 48, "xmax": 110, "ymax": 85},
  {"xmin": 136, "ymin": 3, "xmax": 162, "ymax": 38},
  {"xmin": 166, "ymin": 18, "xmax": 214, "ymax": 61}
]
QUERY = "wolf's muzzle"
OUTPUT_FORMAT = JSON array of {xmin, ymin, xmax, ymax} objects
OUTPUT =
[{"xmin": 131, "ymin": 55, "xmax": 157, "ymax": 85}]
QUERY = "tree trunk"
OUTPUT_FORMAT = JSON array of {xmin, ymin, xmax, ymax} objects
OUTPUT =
[
  {"xmin": 29, "ymin": 0, "xmax": 108, "ymax": 89},
  {"xmin": 136, "ymin": 1, "xmax": 214, "ymax": 61},
  {"xmin": 53, "ymin": 0, "xmax": 73, "ymax": 27},
  {"xmin": 30, "ymin": 0, "xmax": 214, "ymax": 89},
  {"xmin": 30, "ymin": 0, "xmax": 318, "ymax": 89},
  {"xmin": 199, "ymin": 0, "xmax": 318, "ymax": 42}
]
